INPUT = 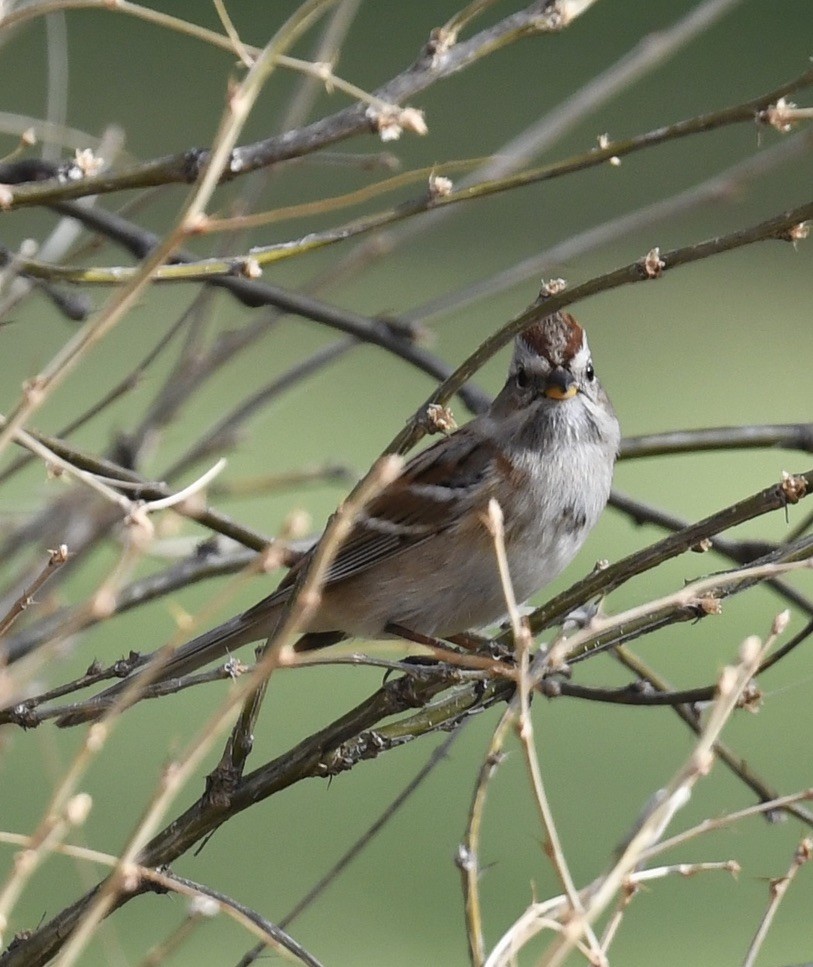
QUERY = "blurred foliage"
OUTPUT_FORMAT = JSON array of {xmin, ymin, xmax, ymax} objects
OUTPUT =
[{"xmin": 0, "ymin": 1, "xmax": 811, "ymax": 965}]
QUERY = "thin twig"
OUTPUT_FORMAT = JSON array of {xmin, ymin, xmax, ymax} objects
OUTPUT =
[
  {"xmin": 536, "ymin": 615, "xmax": 789, "ymax": 967},
  {"xmin": 1, "ymin": 1, "xmax": 601, "ymax": 210},
  {"xmin": 741, "ymin": 838, "xmax": 813, "ymax": 967},
  {"xmin": 153, "ymin": 871, "xmax": 325, "ymax": 967},
  {"xmin": 643, "ymin": 789, "xmax": 813, "ymax": 862},
  {"xmin": 0, "ymin": 545, "xmax": 68, "ymax": 639}
]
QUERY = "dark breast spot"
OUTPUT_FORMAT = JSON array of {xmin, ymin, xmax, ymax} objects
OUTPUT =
[{"xmin": 561, "ymin": 504, "xmax": 587, "ymax": 532}]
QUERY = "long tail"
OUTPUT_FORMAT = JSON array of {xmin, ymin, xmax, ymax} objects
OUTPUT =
[{"xmin": 55, "ymin": 609, "xmax": 270, "ymax": 727}]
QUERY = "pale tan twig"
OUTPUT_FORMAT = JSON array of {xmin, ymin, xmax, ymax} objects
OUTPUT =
[
  {"xmin": 44, "ymin": 538, "xmax": 289, "ymax": 724},
  {"xmin": 139, "ymin": 458, "xmax": 227, "ymax": 512},
  {"xmin": 547, "ymin": 558, "xmax": 812, "ymax": 667},
  {"xmin": 643, "ymin": 789, "xmax": 813, "ymax": 861},
  {"xmin": 488, "ymin": 502, "xmax": 592, "ymax": 907},
  {"xmin": 0, "ymin": 1, "xmax": 335, "ymax": 469},
  {"xmin": 391, "ymin": 0, "xmax": 750, "ymax": 282},
  {"xmin": 53, "ymin": 453, "xmax": 401, "ymax": 966},
  {"xmin": 458, "ymin": 729, "xmax": 505, "ymax": 966},
  {"xmin": 42, "ymin": 12, "xmax": 339, "ymax": 962},
  {"xmin": 2, "ymin": 513, "xmax": 155, "ymax": 708},
  {"xmin": 539, "ymin": 612, "xmax": 790, "ymax": 967},
  {"xmin": 741, "ymin": 837, "xmax": 813, "ymax": 967},
  {"xmin": 0, "ymin": 832, "xmax": 319, "ymax": 966},
  {"xmin": 212, "ymin": 0, "xmax": 253, "ymax": 67},
  {"xmin": 5, "ymin": 421, "xmax": 132, "ymax": 511},
  {"xmin": 631, "ymin": 860, "xmax": 742, "ymax": 887},
  {"xmin": 485, "ymin": 614, "xmax": 792, "ymax": 965},
  {"xmin": 599, "ymin": 860, "xmax": 741, "ymax": 957},
  {"xmin": 0, "ymin": 793, "xmax": 93, "ymax": 949},
  {"xmin": 457, "ymin": 499, "xmax": 531, "ymax": 965},
  {"xmin": 611, "ymin": 642, "xmax": 813, "ymax": 828},
  {"xmin": 464, "ymin": 502, "xmax": 603, "ymax": 966},
  {"xmin": 596, "ymin": 881, "xmax": 635, "ymax": 959}
]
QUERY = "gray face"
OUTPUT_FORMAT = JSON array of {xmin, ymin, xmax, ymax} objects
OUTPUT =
[{"xmin": 490, "ymin": 312, "xmax": 618, "ymax": 454}]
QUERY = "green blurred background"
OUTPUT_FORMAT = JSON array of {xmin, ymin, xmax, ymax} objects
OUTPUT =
[{"xmin": 1, "ymin": 1, "xmax": 812, "ymax": 964}]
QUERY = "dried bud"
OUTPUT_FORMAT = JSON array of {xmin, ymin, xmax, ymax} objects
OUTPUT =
[
  {"xmin": 640, "ymin": 247, "xmax": 665, "ymax": 279},
  {"xmin": 695, "ymin": 594, "xmax": 722, "ymax": 616},
  {"xmin": 485, "ymin": 497, "xmax": 504, "ymax": 536},
  {"xmin": 738, "ymin": 634, "xmax": 762, "ymax": 664},
  {"xmin": 423, "ymin": 403, "xmax": 457, "ymax": 435},
  {"xmin": 49, "ymin": 544, "xmax": 70, "ymax": 565},
  {"xmin": 427, "ymin": 26, "xmax": 456, "ymax": 59},
  {"xmin": 22, "ymin": 376, "xmax": 46, "ymax": 406},
  {"xmin": 126, "ymin": 506, "xmax": 155, "ymax": 548},
  {"xmin": 223, "ymin": 658, "xmax": 247, "ymax": 680},
  {"xmin": 189, "ymin": 895, "xmax": 221, "ymax": 918},
  {"xmin": 90, "ymin": 587, "xmax": 117, "ymax": 620},
  {"xmin": 717, "ymin": 664, "xmax": 738, "ymax": 697},
  {"xmin": 797, "ymin": 838, "xmax": 813, "ymax": 864},
  {"xmin": 597, "ymin": 133, "xmax": 621, "ymax": 166},
  {"xmin": 738, "ymin": 680, "xmax": 763, "ymax": 714},
  {"xmin": 772, "ymin": 610, "xmax": 790, "ymax": 636},
  {"xmin": 400, "ymin": 107, "xmax": 428, "ymax": 136},
  {"xmin": 539, "ymin": 277, "xmax": 567, "ymax": 298},
  {"xmin": 759, "ymin": 97, "xmax": 797, "ymax": 133},
  {"xmin": 428, "ymin": 172, "xmax": 453, "ymax": 199},
  {"xmin": 694, "ymin": 748, "xmax": 714, "ymax": 776},
  {"xmin": 120, "ymin": 862, "xmax": 140, "ymax": 893},
  {"xmin": 65, "ymin": 793, "xmax": 93, "ymax": 827},
  {"xmin": 280, "ymin": 508, "xmax": 312, "ymax": 541},
  {"xmin": 238, "ymin": 257, "xmax": 262, "ymax": 279},
  {"xmin": 184, "ymin": 212, "xmax": 208, "ymax": 235},
  {"xmin": 313, "ymin": 61, "xmax": 334, "ymax": 94},
  {"xmin": 776, "ymin": 222, "xmax": 809, "ymax": 246},
  {"xmin": 780, "ymin": 471, "xmax": 807, "ymax": 504},
  {"xmin": 73, "ymin": 148, "xmax": 104, "ymax": 177},
  {"xmin": 366, "ymin": 104, "xmax": 427, "ymax": 142}
]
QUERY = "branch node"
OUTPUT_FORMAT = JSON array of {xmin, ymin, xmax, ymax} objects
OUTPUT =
[
  {"xmin": 758, "ymin": 97, "xmax": 797, "ymax": 133},
  {"xmin": 421, "ymin": 403, "xmax": 457, "ymax": 435},
  {"xmin": 639, "ymin": 247, "xmax": 666, "ymax": 278},
  {"xmin": 780, "ymin": 471, "xmax": 807, "ymax": 504}
]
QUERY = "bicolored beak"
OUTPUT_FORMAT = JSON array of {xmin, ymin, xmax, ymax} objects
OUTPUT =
[{"xmin": 543, "ymin": 367, "xmax": 578, "ymax": 400}]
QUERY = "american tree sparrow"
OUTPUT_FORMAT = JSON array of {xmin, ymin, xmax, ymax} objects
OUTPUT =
[{"xmin": 58, "ymin": 310, "xmax": 619, "ymax": 723}]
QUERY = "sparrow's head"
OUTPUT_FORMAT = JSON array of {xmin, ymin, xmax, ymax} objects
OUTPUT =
[
  {"xmin": 509, "ymin": 311, "xmax": 593, "ymax": 402},
  {"xmin": 489, "ymin": 310, "xmax": 618, "ymax": 457}
]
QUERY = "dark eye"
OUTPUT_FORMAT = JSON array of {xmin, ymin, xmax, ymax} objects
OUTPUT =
[
  {"xmin": 585, "ymin": 362, "xmax": 595, "ymax": 381},
  {"xmin": 515, "ymin": 366, "xmax": 529, "ymax": 389}
]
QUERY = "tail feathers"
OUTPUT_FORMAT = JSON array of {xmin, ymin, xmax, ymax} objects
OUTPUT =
[{"xmin": 55, "ymin": 610, "xmax": 270, "ymax": 728}]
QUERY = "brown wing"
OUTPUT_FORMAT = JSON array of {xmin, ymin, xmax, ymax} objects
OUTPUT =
[
  {"xmin": 258, "ymin": 425, "xmax": 496, "ymax": 612},
  {"xmin": 323, "ymin": 429, "xmax": 496, "ymax": 583}
]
